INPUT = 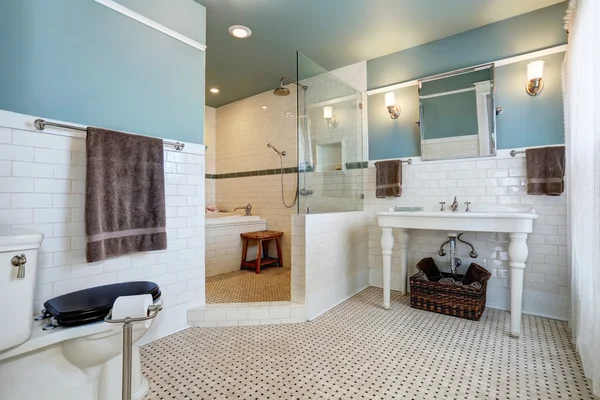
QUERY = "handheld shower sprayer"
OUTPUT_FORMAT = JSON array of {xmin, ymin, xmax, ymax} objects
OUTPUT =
[
  {"xmin": 266, "ymin": 143, "xmax": 286, "ymax": 156},
  {"xmin": 266, "ymin": 143, "xmax": 297, "ymax": 208}
]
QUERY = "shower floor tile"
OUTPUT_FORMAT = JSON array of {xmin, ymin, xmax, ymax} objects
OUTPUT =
[
  {"xmin": 205, "ymin": 267, "xmax": 291, "ymax": 303},
  {"xmin": 142, "ymin": 287, "xmax": 594, "ymax": 400}
]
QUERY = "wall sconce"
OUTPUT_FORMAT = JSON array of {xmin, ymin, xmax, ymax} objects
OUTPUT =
[
  {"xmin": 323, "ymin": 106, "xmax": 338, "ymax": 129},
  {"xmin": 385, "ymin": 92, "xmax": 400, "ymax": 119},
  {"xmin": 526, "ymin": 60, "xmax": 545, "ymax": 96}
]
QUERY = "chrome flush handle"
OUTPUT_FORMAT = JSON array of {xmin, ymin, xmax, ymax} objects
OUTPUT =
[{"xmin": 11, "ymin": 254, "xmax": 27, "ymax": 279}]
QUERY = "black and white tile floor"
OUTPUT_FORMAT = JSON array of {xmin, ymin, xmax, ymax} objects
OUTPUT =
[{"xmin": 141, "ymin": 287, "xmax": 594, "ymax": 399}]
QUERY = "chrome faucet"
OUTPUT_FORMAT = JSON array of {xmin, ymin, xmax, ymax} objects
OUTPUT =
[
  {"xmin": 450, "ymin": 197, "xmax": 459, "ymax": 212},
  {"xmin": 234, "ymin": 203, "xmax": 253, "ymax": 216}
]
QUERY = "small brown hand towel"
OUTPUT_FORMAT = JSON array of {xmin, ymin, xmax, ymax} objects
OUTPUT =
[
  {"xmin": 85, "ymin": 127, "xmax": 167, "ymax": 262},
  {"xmin": 375, "ymin": 160, "xmax": 402, "ymax": 198},
  {"xmin": 526, "ymin": 146, "xmax": 566, "ymax": 195}
]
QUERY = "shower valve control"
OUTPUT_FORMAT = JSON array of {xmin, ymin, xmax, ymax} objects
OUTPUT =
[{"xmin": 11, "ymin": 253, "xmax": 27, "ymax": 279}]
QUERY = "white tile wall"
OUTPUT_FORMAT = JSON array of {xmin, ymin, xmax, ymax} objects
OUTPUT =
[
  {"xmin": 205, "ymin": 62, "xmax": 370, "ymax": 278},
  {"xmin": 205, "ymin": 219, "xmax": 267, "ymax": 277},
  {"xmin": 364, "ymin": 151, "xmax": 569, "ymax": 320},
  {"xmin": 211, "ymin": 89, "xmax": 298, "ymax": 271},
  {"xmin": 215, "ymin": 175, "xmax": 296, "ymax": 269},
  {"xmin": 204, "ymin": 106, "xmax": 216, "ymax": 206},
  {"xmin": 188, "ymin": 301, "xmax": 306, "ymax": 327},
  {"xmin": 293, "ymin": 211, "xmax": 370, "ymax": 320},
  {"xmin": 0, "ymin": 110, "xmax": 206, "ymax": 342},
  {"xmin": 215, "ymin": 89, "xmax": 297, "ymax": 173}
]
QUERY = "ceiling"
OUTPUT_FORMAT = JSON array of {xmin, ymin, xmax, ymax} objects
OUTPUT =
[{"xmin": 196, "ymin": 0, "xmax": 564, "ymax": 108}]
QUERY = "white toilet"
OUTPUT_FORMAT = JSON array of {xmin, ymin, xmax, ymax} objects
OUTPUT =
[{"xmin": 0, "ymin": 228, "xmax": 161, "ymax": 400}]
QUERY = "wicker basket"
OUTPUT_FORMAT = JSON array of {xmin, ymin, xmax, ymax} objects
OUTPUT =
[{"xmin": 410, "ymin": 258, "xmax": 491, "ymax": 321}]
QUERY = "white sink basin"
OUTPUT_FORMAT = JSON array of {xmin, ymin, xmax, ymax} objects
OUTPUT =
[
  {"xmin": 377, "ymin": 205, "xmax": 538, "ymax": 233},
  {"xmin": 376, "ymin": 204, "xmax": 539, "ymax": 338}
]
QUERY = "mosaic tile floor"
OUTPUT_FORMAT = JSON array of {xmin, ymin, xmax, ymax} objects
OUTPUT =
[
  {"xmin": 205, "ymin": 267, "xmax": 291, "ymax": 303},
  {"xmin": 141, "ymin": 287, "xmax": 594, "ymax": 400}
]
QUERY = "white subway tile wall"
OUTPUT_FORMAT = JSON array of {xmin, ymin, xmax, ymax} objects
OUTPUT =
[
  {"xmin": 209, "ymin": 89, "xmax": 298, "ymax": 270},
  {"xmin": 364, "ymin": 154, "xmax": 568, "ymax": 316},
  {"xmin": 205, "ymin": 220, "xmax": 267, "ymax": 277},
  {"xmin": 0, "ymin": 112, "xmax": 206, "ymax": 324},
  {"xmin": 293, "ymin": 212, "xmax": 370, "ymax": 320},
  {"xmin": 204, "ymin": 106, "xmax": 216, "ymax": 206},
  {"xmin": 188, "ymin": 301, "xmax": 306, "ymax": 327},
  {"xmin": 215, "ymin": 174, "xmax": 296, "ymax": 269},
  {"xmin": 203, "ymin": 63, "xmax": 370, "ymax": 277}
]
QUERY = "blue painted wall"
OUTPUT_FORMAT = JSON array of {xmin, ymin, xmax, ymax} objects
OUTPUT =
[
  {"xmin": 421, "ymin": 92, "xmax": 479, "ymax": 140},
  {"xmin": 367, "ymin": 3, "xmax": 567, "ymax": 160},
  {"xmin": 0, "ymin": 0, "xmax": 206, "ymax": 144}
]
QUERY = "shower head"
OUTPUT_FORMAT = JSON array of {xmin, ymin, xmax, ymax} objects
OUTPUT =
[
  {"xmin": 266, "ymin": 143, "xmax": 286, "ymax": 156},
  {"xmin": 272, "ymin": 76, "xmax": 308, "ymax": 96},
  {"xmin": 273, "ymin": 87, "xmax": 291, "ymax": 96}
]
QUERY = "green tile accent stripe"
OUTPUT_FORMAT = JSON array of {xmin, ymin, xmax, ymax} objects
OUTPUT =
[
  {"xmin": 205, "ymin": 167, "xmax": 299, "ymax": 180},
  {"xmin": 205, "ymin": 162, "xmax": 369, "ymax": 180}
]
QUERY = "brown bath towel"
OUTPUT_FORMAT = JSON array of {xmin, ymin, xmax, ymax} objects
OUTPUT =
[
  {"xmin": 375, "ymin": 160, "xmax": 402, "ymax": 198},
  {"xmin": 85, "ymin": 127, "xmax": 167, "ymax": 262},
  {"xmin": 526, "ymin": 146, "xmax": 566, "ymax": 195}
]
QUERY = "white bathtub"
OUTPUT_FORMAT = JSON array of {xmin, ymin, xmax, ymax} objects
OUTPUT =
[
  {"xmin": 205, "ymin": 213, "xmax": 267, "ymax": 277},
  {"xmin": 206, "ymin": 212, "xmax": 262, "ymax": 227}
]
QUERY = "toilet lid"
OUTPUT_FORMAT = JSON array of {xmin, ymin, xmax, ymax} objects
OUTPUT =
[{"xmin": 43, "ymin": 281, "xmax": 161, "ymax": 327}]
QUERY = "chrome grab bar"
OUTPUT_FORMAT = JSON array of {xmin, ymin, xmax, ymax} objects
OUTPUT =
[{"xmin": 105, "ymin": 304, "xmax": 162, "ymax": 400}]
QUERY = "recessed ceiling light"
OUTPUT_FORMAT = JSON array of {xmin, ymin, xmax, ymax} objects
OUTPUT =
[
  {"xmin": 210, "ymin": 88, "xmax": 220, "ymax": 94},
  {"xmin": 229, "ymin": 25, "xmax": 252, "ymax": 39}
]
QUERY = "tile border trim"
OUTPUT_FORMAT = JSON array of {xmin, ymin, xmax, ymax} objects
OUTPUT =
[{"xmin": 205, "ymin": 162, "xmax": 368, "ymax": 180}]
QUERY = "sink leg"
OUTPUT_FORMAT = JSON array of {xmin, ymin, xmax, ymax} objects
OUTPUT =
[
  {"xmin": 381, "ymin": 226, "xmax": 394, "ymax": 309},
  {"xmin": 398, "ymin": 228, "xmax": 410, "ymax": 294},
  {"xmin": 508, "ymin": 233, "xmax": 529, "ymax": 338}
]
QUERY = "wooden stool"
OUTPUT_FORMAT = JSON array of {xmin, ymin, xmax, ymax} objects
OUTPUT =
[{"xmin": 240, "ymin": 230, "xmax": 283, "ymax": 274}]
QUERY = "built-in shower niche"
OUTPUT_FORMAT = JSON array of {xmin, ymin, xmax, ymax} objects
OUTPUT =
[{"xmin": 315, "ymin": 139, "xmax": 345, "ymax": 173}]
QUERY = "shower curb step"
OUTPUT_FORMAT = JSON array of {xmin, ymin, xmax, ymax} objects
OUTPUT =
[{"xmin": 187, "ymin": 301, "xmax": 306, "ymax": 327}]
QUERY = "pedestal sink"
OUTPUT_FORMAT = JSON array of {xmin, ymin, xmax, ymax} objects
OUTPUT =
[{"xmin": 376, "ymin": 204, "xmax": 538, "ymax": 338}]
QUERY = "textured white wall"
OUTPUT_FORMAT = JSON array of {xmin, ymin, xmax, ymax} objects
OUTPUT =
[
  {"xmin": 0, "ymin": 110, "xmax": 206, "ymax": 342},
  {"xmin": 364, "ymin": 151, "xmax": 568, "ymax": 320}
]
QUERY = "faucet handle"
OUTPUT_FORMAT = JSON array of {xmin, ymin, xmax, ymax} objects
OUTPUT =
[
  {"xmin": 439, "ymin": 201, "xmax": 446, "ymax": 211},
  {"xmin": 464, "ymin": 201, "xmax": 471, "ymax": 212}
]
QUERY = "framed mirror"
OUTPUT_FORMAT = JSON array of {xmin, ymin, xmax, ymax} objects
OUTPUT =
[{"xmin": 418, "ymin": 64, "xmax": 496, "ymax": 161}]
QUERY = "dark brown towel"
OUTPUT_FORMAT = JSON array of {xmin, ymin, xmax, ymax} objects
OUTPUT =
[
  {"xmin": 416, "ymin": 257, "xmax": 443, "ymax": 281},
  {"xmin": 85, "ymin": 127, "xmax": 167, "ymax": 262},
  {"xmin": 526, "ymin": 146, "xmax": 565, "ymax": 195},
  {"xmin": 375, "ymin": 160, "xmax": 402, "ymax": 198}
]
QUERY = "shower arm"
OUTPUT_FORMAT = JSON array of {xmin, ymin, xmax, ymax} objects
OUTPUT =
[
  {"xmin": 267, "ymin": 143, "xmax": 286, "ymax": 156},
  {"xmin": 280, "ymin": 76, "xmax": 308, "ymax": 91}
]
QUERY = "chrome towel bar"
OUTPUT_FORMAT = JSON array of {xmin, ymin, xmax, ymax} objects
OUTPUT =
[{"xmin": 34, "ymin": 119, "xmax": 185, "ymax": 151}]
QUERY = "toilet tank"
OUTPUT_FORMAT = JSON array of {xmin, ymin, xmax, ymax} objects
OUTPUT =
[{"xmin": 0, "ymin": 228, "xmax": 44, "ymax": 352}]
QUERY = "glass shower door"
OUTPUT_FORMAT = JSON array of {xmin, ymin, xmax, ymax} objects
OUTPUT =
[{"xmin": 296, "ymin": 52, "xmax": 364, "ymax": 214}]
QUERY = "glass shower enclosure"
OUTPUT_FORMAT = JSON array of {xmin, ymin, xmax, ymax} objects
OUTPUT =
[{"xmin": 296, "ymin": 52, "xmax": 365, "ymax": 214}]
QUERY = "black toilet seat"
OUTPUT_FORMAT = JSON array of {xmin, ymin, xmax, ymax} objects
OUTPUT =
[{"xmin": 43, "ymin": 281, "xmax": 161, "ymax": 327}]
